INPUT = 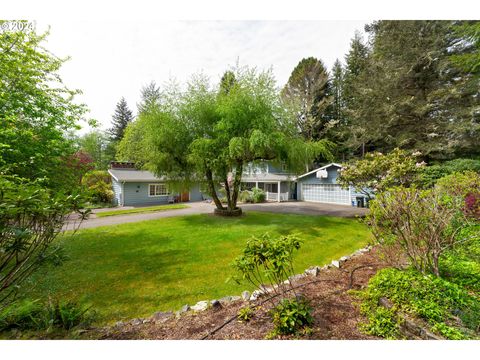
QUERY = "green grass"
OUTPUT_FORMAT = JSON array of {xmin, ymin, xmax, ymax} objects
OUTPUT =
[
  {"xmin": 95, "ymin": 204, "xmax": 189, "ymax": 217},
  {"xmin": 20, "ymin": 211, "xmax": 370, "ymax": 325}
]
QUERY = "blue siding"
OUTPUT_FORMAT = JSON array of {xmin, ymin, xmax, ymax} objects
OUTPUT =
[
  {"xmin": 123, "ymin": 182, "xmax": 169, "ymax": 206},
  {"xmin": 189, "ymin": 183, "xmax": 204, "ymax": 201}
]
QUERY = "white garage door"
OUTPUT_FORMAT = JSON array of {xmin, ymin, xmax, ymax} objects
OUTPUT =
[{"xmin": 301, "ymin": 184, "xmax": 350, "ymax": 205}]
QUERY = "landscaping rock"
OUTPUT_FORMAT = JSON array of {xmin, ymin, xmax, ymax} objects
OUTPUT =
[
  {"xmin": 241, "ymin": 291, "xmax": 251, "ymax": 301},
  {"xmin": 131, "ymin": 318, "xmax": 143, "ymax": 326},
  {"xmin": 180, "ymin": 304, "xmax": 190, "ymax": 313},
  {"xmin": 289, "ymin": 273, "xmax": 306, "ymax": 282},
  {"xmin": 191, "ymin": 300, "xmax": 209, "ymax": 312},
  {"xmin": 210, "ymin": 300, "xmax": 222, "ymax": 309},
  {"xmin": 250, "ymin": 290, "xmax": 263, "ymax": 301},
  {"xmin": 114, "ymin": 321, "xmax": 124, "ymax": 328},
  {"xmin": 305, "ymin": 266, "xmax": 320, "ymax": 276},
  {"xmin": 331, "ymin": 260, "xmax": 340, "ymax": 268},
  {"xmin": 152, "ymin": 311, "xmax": 173, "ymax": 323}
]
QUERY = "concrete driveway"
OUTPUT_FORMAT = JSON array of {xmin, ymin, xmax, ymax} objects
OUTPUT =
[{"xmin": 64, "ymin": 201, "xmax": 368, "ymax": 231}]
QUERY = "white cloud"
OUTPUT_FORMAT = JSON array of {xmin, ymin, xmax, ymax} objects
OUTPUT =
[{"xmin": 40, "ymin": 20, "xmax": 367, "ymax": 133}]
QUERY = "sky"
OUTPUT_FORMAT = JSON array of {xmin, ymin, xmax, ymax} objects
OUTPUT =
[{"xmin": 38, "ymin": 20, "xmax": 368, "ymax": 134}]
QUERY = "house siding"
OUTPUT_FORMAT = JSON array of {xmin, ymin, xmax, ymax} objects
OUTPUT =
[{"xmin": 123, "ymin": 182, "xmax": 170, "ymax": 206}]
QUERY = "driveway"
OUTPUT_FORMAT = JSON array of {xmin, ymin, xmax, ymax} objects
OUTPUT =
[
  {"xmin": 64, "ymin": 201, "xmax": 368, "ymax": 231},
  {"xmin": 241, "ymin": 201, "xmax": 368, "ymax": 218}
]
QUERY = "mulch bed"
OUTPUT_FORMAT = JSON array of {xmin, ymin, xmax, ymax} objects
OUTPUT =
[{"xmin": 92, "ymin": 248, "xmax": 388, "ymax": 340}]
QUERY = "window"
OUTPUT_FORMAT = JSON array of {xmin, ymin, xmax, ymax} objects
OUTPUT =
[
  {"xmin": 265, "ymin": 183, "xmax": 278, "ymax": 193},
  {"xmin": 149, "ymin": 183, "xmax": 168, "ymax": 196}
]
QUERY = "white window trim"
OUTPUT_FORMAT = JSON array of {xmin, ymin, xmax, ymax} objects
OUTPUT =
[{"xmin": 148, "ymin": 183, "xmax": 169, "ymax": 197}]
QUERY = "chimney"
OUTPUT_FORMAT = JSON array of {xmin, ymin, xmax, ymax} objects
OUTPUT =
[{"xmin": 110, "ymin": 161, "xmax": 136, "ymax": 170}]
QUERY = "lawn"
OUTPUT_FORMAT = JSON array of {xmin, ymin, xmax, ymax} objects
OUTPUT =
[
  {"xmin": 20, "ymin": 211, "xmax": 371, "ymax": 324},
  {"xmin": 95, "ymin": 204, "xmax": 189, "ymax": 217}
]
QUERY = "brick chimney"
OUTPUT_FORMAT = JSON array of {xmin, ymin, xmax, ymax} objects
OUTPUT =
[{"xmin": 110, "ymin": 161, "xmax": 136, "ymax": 170}]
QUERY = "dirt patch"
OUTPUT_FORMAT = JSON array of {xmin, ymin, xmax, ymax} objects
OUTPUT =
[{"xmin": 91, "ymin": 248, "xmax": 388, "ymax": 340}]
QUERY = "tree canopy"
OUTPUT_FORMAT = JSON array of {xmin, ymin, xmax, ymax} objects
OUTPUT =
[{"xmin": 118, "ymin": 67, "xmax": 333, "ymax": 213}]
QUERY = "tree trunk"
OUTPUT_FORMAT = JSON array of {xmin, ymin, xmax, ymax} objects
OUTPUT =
[
  {"xmin": 205, "ymin": 169, "xmax": 224, "ymax": 210},
  {"xmin": 231, "ymin": 162, "xmax": 243, "ymax": 208}
]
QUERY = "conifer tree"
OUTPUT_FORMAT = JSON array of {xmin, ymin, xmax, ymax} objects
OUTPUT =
[{"xmin": 109, "ymin": 97, "xmax": 134, "ymax": 142}]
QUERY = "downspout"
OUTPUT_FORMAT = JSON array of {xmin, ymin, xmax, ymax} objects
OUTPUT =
[{"xmin": 121, "ymin": 181, "xmax": 125, "ymax": 207}]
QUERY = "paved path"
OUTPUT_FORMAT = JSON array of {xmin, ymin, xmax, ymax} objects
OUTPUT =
[{"xmin": 65, "ymin": 201, "xmax": 368, "ymax": 231}]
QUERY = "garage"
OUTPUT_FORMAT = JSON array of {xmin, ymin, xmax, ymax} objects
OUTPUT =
[{"xmin": 301, "ymin": 183, "xmax": 350, "ymax": 205}]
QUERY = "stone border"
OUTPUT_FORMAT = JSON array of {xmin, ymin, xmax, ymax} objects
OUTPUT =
[
  {"xmin": 213, "ymin": 207, "xmax": 243, "ymax": 217},
  {"xmin": 113, "ymin": 245, "xmax": 374, "ymax": 329}
]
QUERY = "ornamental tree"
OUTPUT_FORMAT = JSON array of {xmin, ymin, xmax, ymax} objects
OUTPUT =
[
  {"xmin": 337, "ymin": 148, "xmax": 424, "ymax": 199},
  {"xmin": 119, "ymin": 67, "xmax": 333, "ymax": 215}
]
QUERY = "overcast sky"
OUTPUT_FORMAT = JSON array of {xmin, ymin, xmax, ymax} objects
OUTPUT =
[{"xmin": 39, "ymin": 20, "xmax": 368, "ymax": 133}]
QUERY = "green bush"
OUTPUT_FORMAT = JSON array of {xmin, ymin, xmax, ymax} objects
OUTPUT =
[
  {"xmin": 357, "ymin": 268, "xmax": 480, "ymax": 339},
  {"xmin": 82, "ymin": 170, "xmax": 114, "ymax": 204},
  {"xmin": 269, "ymin": 297, "xmax": 314, "ymax": 337},
  {"xmin": 251, "ymin": 188, "xmax": 266, "ymax": 203},
  {"xmin": 239, "ymin": 190, "xmax": 253, "ymax": 203},
  {"xmin": 0, "ymin": 298, "xmax": 94, "ymax": 333},
  {"xmin": 419, "ymin": 159, "xmax": 480, "ymax": 188},
  {"xmin": 237, "ymin": 306, "xmax": 254, "ymax": 322}
]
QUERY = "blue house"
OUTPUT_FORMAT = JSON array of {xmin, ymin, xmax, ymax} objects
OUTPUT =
[
  {"xmin": 108, "ymin": 161, "xmax": 369, "ymax": 207},
  {"xmin": 108, "ymin": 162, "xmax": 204, "ymax": 206}
]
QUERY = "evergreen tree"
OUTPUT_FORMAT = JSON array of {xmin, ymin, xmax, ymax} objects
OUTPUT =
[
  {"xmin": 137, "ymin": 81, "xmax": 161, "ymax": 115},
  {"xmin": 281, "ymin": 57, "xmax": 331, "ymax": 141},
  {"xmin": 109, "ymin": 97, "xmax": 134, "ymax": 142}
]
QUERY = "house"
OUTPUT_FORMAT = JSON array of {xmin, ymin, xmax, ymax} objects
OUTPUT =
[
  {"xmin": 108, "ymin": 161, "xmax": 369, "ymax": 207},
  {"xmin": 108, "ymin": 162, "xmax": 204, "ymax": 206},
  {"xmin": 241, "ymin": 162, "xmax": 369, "ymax": 207},
  {"xmin": 296, "ymin": 163, "xmax": 369, "ymax": 207},
  {"xmin": 241, "ymin": 162, "xmax": 297, "ymax": 202}
]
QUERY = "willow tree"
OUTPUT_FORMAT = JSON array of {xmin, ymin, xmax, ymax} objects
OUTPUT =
[{"xmin": 120, "ymin": 67, "xmax": 332, "ymax": 215}]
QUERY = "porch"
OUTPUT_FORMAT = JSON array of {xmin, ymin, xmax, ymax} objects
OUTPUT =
[{"xmin": 242, "ymin": 181, "xmax": 294, "ymax": 202}]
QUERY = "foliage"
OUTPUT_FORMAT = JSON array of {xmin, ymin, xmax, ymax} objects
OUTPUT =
[
  {"xmin": 281, "ymin": 57, "xmax": 331, "ymax": 141},
  {"xmin": 239, "ymin": 188, "xmax": 266, "ymax": 203},
  {"xmin": 137, "ymin": 81, "xmax": 161, "ymax": 115},
  {"xmin": 81, "ymin": 170, "xmax": 113, "ymax": 204},
  {"xmin": 77, "ymin": 130, "xmax": 116, "ymax": 170},
  {"xmin": 0, "ymin": 298, "xmax": 94, "ymax": 333},
  {"xmin": 450, "ymin": 21, "xmax": 480, "ymax": 74},
  {"xmin": 366, "ymin": 184, "xmax": 472, "ymax": 276},
  {"xmin": 357, "ymin": 268, "xmax": 480, "ymax": 339},
  {"xmin": 418, "ymin": 158, "xmax": 480, "ymax": 188},
  {"xmin": 237, "ymin": 306, "xmax": 254, "ymax": 322},
  {"xmin": 0, "ymin": 25, "xmax": 89, "ymax": 191},
  {"xmin": 331, "ymin": 21, "xmax": 480, "ymax": 160},
  {"xmin": 117, "ymin": 66, "xmax": 333, "ymax": 213},
  {"xmin": 19, "ymin": 212, "xmax": 369, "ymax": 323},
  {"xmin": 0, "ymin": 175, "xmax": 89, "ymax": 304},
  {"xmin": 338, "ymin": 148, "xmax": 423, "ymax": 198},
  {"xmin": 108, "ymin": 97, "xmax": 134, "ymax": 142},
  {"xmin": 269, "ymin": 297, "xmax": 314, "ymax": 337},
  {"xmin": 232, "ymin": 233, "xmax": 302, "ymax": 299}
]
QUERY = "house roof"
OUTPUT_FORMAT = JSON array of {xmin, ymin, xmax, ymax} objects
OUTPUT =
[
  {"xmin": 108, "ymin": 169, "xmax": 165, "ymax": 182},
  {"xmin": 241, "ymin": 173, "xmax": 296, "ymax": 182},
  {"xmin": 297, "ymin": 163, "xmax": 343, "ymax": 179}
]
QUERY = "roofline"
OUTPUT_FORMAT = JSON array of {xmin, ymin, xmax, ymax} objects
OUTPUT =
[
  {"xmin": 297, "ymin": 163, "xmax": 343, "ymax": 179},
  {"xmin": 107, "ymin": 169, "xmax": 119, "ymax": 182}
]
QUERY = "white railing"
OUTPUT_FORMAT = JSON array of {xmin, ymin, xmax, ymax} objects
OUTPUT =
[{"xmin": 265, "ymin": 191, "xmax": 289, "ymax": 202}]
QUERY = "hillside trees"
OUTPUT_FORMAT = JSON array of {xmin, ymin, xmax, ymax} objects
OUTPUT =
[
  {"xmin": 108, "ymin": 97, "xmax": 134, "ymax": 142},
  {"xmin": 118, "ymin": 67, "xmax": 332, "ymax": 215}
]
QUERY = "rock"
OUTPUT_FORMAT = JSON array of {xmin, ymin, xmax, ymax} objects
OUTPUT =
[
  {"xmin": 180, "ymin": 304, "xmax": 190, "ymax": 313},
  {"xmin": 250, "ymin": 289, "xmax": 263, "ymax": 301},
  {"xmin": 289, "ymin": 273, "xmax": 306, "ymax": 282},
  {"xmin": 152, "ymin": 311, "xmax": 173, "ymax": 323},
  {"xmin": 305, "ymin": 266, "xmax": 320, "ymax": 276},
  {"xmin": 191, "ymin": 300, "xmax": 209, "ymax": 312},
  {"xmin": 331, "ymin": 260, "xmax": 340, "ymax": 268},
  {"xmin": 114, "ymin": 321, "xmax": 124, "ymax": 328},
  {"xmin": 131, "ymin": 318, "xmax": 143, "ymax": 326},
  {"xmin": 241, "ymin": 291, "xmax": 251, "ymax": 301},
  {"xmin": 210, "ymin": 299, "xmax": 221, "ymax": 309},
  {"xmin": 378, "ymin": 297, "xmax": 393, "ymax": 309},
  {"xmin": 230, "ymin": 296, "xmax": 241, "ymax": 302}
]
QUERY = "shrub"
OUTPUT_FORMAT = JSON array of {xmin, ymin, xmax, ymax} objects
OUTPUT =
[
  {"xmin": 237, "ymin": 306, "xmax": 254, "ymax": 322},
  {"xmin": 239, "ymin": 190, "xmax": 253, "ymax": 203},
  {"xmin": 357, "ymin": 268, "xmax": 479, "ymax": 339},
  {"xmin": 0, "ymin": 175, "xmax": 89, "ymax": 303},
  {"xmin": 0, "ymin": 298, "xmax": 94, "ymax": 333},
  {"xmin": 419, "ymin": 159, "xmax": 480, "ymax": 188},
  {"xmin": 251, "ymin": 188, "xmax": 266, "ymax": 203},
  {"xmin": 366, "ymin": 185, "xmax": 468, "ymax": 276},
  {"xmin": 81, "ymin": 170, "xmax": 114, "ymax": 204},
  {"xmin": 269, "ymin": 297, "xmax": 314, "ymax": 337},
  {"xmin": 232, "ymin": 233, "xmax": 302, "ymax": 299}
]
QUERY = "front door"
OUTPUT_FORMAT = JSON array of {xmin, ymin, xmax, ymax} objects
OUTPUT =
[{"xmin": 180, "ymin": 192, "xmax": 190, "ymax": 202}]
